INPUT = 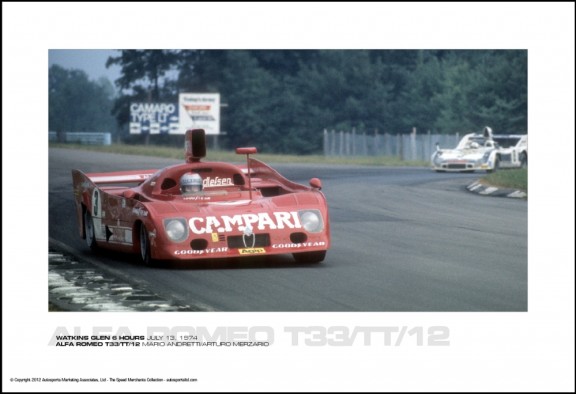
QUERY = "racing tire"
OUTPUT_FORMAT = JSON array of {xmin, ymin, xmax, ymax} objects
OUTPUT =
[
  {"xmin": 139, "ymin": 224, "xmax": 153, "ymax": 265},
  {"xmin": 487, "ymin": 157, "xmax": 500, "ymax": 173},
  {"xmin": 293, "ymin": 251, "xmax": 326, "ymax": 264},
  {"xmin": 84, "ymin": 209, "xmax": 97, "ymax": 251},
  {"xmin": 520, "ymin": 153, "xmax": 528, "ymax": 169}
]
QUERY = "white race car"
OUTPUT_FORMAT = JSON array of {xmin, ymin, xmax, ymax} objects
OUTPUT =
[
  {"xmin": 431, "ymin": 127, "xmax": 527, "ymax": 172},
  {"xmin": 492, "ymin": 134, "xmax": 528, "ymax": 169}
]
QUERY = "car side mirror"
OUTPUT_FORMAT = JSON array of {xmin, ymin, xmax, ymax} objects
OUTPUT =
[{"xmin": 310, "ymin": 178, "xmax": 322, "ymax": 190}]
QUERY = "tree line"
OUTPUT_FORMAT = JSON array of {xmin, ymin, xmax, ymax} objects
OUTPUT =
[
  {"xmin": 49, "ymin": 64, "xmax": 116, "ymax": 135},
  {"xmin": 50, "ymin": 50, "xmax": 527, "ymax": 154}
]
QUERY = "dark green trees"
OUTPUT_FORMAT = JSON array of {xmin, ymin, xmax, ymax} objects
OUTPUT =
[
  {"xmin": 98, "ymin": 50, "xmax": 528, "ymax": 153},
  {"xmin": 49, "ymin": 65, "xmax": 116, "ymax": 134}
]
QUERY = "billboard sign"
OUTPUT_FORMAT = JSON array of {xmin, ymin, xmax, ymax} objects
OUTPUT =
[
  {"xmin": 129, "ymin": 103, "xmax": 179, "ymax": 134},
  {"xmin": 179, "ymin": 93, "xmax": 220, "ymax": 135}
]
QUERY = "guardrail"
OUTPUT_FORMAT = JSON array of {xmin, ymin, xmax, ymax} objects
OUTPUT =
[{"xmin": 49, "ymin": 132, "xmax": 112, "ymax": 145}]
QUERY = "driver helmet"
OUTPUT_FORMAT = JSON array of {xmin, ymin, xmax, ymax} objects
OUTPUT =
[
  {"xmin": 180, "ymin": 173, "xmax": 203, "ymax": 194},
  {"xmin": 469, "ymin": 141, "xmax": 479, "ymax": 149}
]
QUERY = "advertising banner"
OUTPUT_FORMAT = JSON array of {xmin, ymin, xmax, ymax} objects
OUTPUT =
[{"xmin": 179, "ymin": 93, "xmax": 220, "ymax": 135}]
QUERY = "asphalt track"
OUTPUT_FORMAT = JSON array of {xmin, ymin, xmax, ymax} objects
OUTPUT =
[{"xmin": 49, "ymin": 148, "xmax": 527, "ymax": 311}]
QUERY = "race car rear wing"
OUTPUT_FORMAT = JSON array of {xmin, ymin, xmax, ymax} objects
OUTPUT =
[{"xmin": 84, "ymin": 169, "xmax": 158, "ymax": 185}]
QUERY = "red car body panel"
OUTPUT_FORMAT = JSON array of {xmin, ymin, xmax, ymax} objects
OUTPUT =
[{"xmin": 71, "ymin": 130, "xmax": 330, "ymax": 264}]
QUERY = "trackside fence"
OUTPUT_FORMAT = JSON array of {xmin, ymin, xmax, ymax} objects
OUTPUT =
[
  {"xmin": 323, "ymin": 129, "xmax": 461, "ymax": 162},
  {"xmin": 49, "ymin": 132, "xmax": 112, "ymax": 145}
]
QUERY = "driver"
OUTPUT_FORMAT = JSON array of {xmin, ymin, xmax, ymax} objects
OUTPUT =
[{"xmin": 180, "ymin": 173, "xmax": 203, "ymax": 195}]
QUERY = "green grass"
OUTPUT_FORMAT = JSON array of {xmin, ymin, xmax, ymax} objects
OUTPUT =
[
  {"xmin": 481, "ymin": 168, "xmax": 528, "ymax": 192},
  {"xmin": 49, "ymin": 142, "xmax": 429, "ymax": 167},
  {"xmin": 50, "ymin": 143, "xmax": 527, "ymax": 191}
]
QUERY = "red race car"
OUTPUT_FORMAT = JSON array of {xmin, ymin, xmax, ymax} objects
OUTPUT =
[{"xmin": 72, "ymin": 129, "xmax": 330, "ymax": 265}]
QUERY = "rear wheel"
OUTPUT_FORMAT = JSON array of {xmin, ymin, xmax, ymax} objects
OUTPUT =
[
  {"xmin": 520, "ymin": 152, "xmax": 527, "ymax": 169},
  {"xmin": 293, "ymin": 251, "xmax": 326, "ymax": 264},
  {"xmin": 139, "ymin": 224, "xmax": 152, "ymax": 265},
  {"xmin": 84, "ymin": 209, "xmax": 97, "ymax": 250}
]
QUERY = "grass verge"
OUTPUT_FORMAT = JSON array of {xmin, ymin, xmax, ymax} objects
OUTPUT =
[
  {"xmin": 49, "ymin": 143, "xmax": 429, "ymax": 167},
  {"xmin": 481, "ymin": 168, "xmax": 528, "ymax": 192},
  {"xmin": 50, "ymin": 143, "xmax": 527, "ymax": 191}
]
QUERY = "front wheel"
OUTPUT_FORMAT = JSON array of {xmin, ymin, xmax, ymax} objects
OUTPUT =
[
  {"xmin": 84, "ymin": 210, "xmax": 97, "ymax": 250},
  {"xmin": 293, "ymin": 251, "xmax": 326, "ymax": 264},
  {"xmin": 487, "ymin": 157, "xmax": 500, "ymax": 173},
  {"xmin": 139, "ymin": 224, "xmax": 153, "ymax": 265}
]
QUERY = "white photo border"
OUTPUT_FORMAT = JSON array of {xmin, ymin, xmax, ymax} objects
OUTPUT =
[{"xmin": 3, "ymin": 2, "xmax": 574, "ymax": 392}]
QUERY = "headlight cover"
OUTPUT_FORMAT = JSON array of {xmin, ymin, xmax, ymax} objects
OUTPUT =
[
  {"xmin": 164, "ymin": 218, "xmax": 188, "ymax": 242},
  {"xmin": 298, "ymin": 210, "xmax": 324, "ymax": 233}
]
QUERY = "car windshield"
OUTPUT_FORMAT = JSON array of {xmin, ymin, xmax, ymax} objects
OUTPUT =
[
  {"xmin": 462, "ymin": 136, "xmax": 487, "ymax": 148},
  {"xmin": 493, "ymin": 137, "xmax": 520, "ymax": 148}
]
